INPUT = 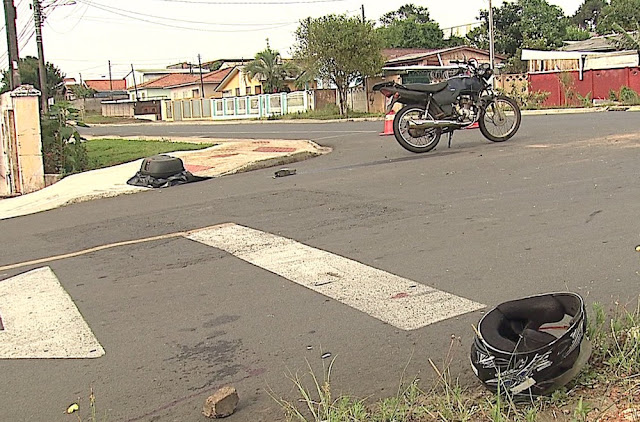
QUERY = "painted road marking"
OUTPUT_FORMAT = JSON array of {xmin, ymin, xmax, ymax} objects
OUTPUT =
[
  {"xmin": 0, "ymin": 267, "xmax": 104, "ymax": 359},
  {"xmin": 187, "ymin": 223, "xmax": 484, "ymax": 330}
]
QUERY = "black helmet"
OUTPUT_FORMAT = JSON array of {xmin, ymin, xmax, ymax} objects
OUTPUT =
[{"xmin": 470, "ymin": 292, "xmax": 591, "ymax": 396}]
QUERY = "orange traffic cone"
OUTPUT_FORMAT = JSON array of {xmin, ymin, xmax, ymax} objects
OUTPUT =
[
  {"xmin": 379, "ymin": 110, "xmax": 395, "ymax": 136},
  {"xmin": 465, "ymin": 121, "xmax": 479, "ymax": 129}
]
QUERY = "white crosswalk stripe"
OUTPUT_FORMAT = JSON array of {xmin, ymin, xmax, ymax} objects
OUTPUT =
[{"xmin": 187, "ymin": 223, "xmax": 484, "ymax": 330}]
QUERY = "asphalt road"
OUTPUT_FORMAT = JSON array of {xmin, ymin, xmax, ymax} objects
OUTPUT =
[{"xmin": 1, "ymin": 112, "xmax": 639, "ymax": 421}]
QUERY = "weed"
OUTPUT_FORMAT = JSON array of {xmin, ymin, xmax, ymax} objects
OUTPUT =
[
  {"xmin": 619, "ymin": 86, "xmax": 640, "ymax": 105},
  {"xmin": 571, "ymin": 396, "xmax": 592, "ymax": 422},
  {"xmin": 66, "ymin": 387, "xmax": 108, "ymax": 422}
]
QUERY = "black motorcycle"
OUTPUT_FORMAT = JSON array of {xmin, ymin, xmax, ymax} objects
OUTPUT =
[{"xmin": 373, "ymin": 59, "xmax": 521, "ymax": 153}]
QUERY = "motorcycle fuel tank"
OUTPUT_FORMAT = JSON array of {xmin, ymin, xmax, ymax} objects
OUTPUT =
[{"xmin": 432, "ymin": 76, "xmax": 484, "ymax": 108}]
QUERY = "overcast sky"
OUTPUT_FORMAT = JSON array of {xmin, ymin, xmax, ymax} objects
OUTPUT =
[{"xmin": 2, "ymin": 0, "xmax": 584, "ymax": 81}]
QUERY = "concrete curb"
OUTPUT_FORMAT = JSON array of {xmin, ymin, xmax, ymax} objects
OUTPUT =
[
  {"xmin": 87, "ymin": 105, "xmax": 640, "ymax": 127},
  {"xmin": 521, "ymin": 107, "xmax": 608, "ymax": 116},
  {"xmin": 219, "ymin": 150, "xmax": 323, "ymax": 176}
]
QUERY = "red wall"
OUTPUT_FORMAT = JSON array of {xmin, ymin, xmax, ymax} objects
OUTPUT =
[{"xmin": 529, "ymin": 67, "xmax": 640, "ymax": 107}]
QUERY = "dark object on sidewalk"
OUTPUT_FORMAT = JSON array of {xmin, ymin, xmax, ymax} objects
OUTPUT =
[
  {"xmin": 203, "ymin": 386, "xmax": 239, "ymax": 419},
  {"xmin": 471, "ymin": 292, "xmax": 590, "ymax": 397},
  {"xmin": 140, "ymin": 154, "xmax": 186, "ymax": 178},
  {"xmin": 127, "ymin": 154, "xmax": 210, "ymax": 188},
  {"xmin": 274, "ymin": 168, "xmax": 296, "ymax": 178}
]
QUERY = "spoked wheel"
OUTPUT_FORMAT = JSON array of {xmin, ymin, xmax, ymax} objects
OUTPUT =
[
  {"xmin": 392, "ymin": 104, "xmax": 442, "ymax": 153},
  {"xmin": 479, "ymin": 96, "xmax": 521, "ymax": 142}
]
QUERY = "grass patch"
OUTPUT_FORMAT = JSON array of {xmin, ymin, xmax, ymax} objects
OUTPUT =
[
  {"xmin": 82, "ymin": 112, "xmax": 143, "ymax": 125},
  {"xmin": 271, "ymin": 104, "xmax": 383, "ymax": 120},
  {"xmin": 85, "ymin": 138, "xmax": 214, "ymax": 170},
  {"xmin": 276, "ymin": 300, "xmax": 640, "ymax": 421}
]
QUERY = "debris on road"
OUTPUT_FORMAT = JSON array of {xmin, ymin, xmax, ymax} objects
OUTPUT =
[
  {"xmin": 203, "ymin": 386, "xmax": 239, "ymax": 419},
  {"xmin": 321, "ymin": 352, "xmax": 332, "ymax": 359},
  {"xmin": 273, "ymin": 168, "xmax": 297, "ymax": 178}
]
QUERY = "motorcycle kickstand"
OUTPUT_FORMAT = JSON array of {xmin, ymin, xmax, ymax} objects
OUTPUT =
[{"xmin": 447, "ymin": 131, "xmax": 454, "ymax": 148}]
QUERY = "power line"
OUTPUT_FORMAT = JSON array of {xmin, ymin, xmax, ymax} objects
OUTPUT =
[
  {"xmin": 148, "ymin": 0, "xmax": 346, "ymax": 4},
  {"xmin": 76, "ymin": 0, "xmax": 297, "ymax": 32},
  {"xmin": 76, "ymin": 0, "xmax": 299, "ymax": 27}
]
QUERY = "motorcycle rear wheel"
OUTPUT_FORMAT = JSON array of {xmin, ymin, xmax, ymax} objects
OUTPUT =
[
  {"xmin": 479, "ymin": 96, "xmax": 521, "ymax": 142},
  {"xmin": 393, "ymin": 105, "xmax": 442, "ymax": 153}
]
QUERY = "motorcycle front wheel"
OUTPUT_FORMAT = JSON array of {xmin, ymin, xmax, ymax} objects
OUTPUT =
[
  {"xmin": 392, "ymin": 105, "xmax": 442, "ymax": 153},
  {"xmin": 479, "ymin": 96, "xmax": 521, "ymax": 142}
]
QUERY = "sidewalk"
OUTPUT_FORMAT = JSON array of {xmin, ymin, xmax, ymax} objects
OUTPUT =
[{"xmin": 0, "ymin": 138, "xmax": 330, "ymax": 220}]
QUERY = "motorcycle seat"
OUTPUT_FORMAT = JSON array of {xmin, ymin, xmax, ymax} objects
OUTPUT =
[{"xmin": 404, "ymin": 81, "xmax": 448, "ymax": 93}]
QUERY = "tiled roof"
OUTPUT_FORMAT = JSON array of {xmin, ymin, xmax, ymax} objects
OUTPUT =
[
  {"xmin": 561, "ymin": 35, "xmax": 621, "ymax": 52},
  {"xmin": 135, "ymin": 69, "xmax": 234, "ymax": 90},
  {"xmin": 85, "ymin": 79, "xmax": 127, "ymax": 91},
  {"xmin": 201, "ymin": 67, "xmax": 234, "ymax": 83},
  {"xmin": 382, "ymin": 48, "xmax": 437, "ymax": 60},
  {"xmin": 384, "ymin": 46, "xmax": 506, "ymax": 65},
  {"xmin": 136, "ymin": 73, "xmax": 199, "ymax": 89}
]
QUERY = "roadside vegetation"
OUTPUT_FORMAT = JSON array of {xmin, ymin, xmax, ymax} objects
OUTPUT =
[
  {"xmin": 81, "ymin": 111, "xmax": 142, "ymax": 125},
  {"xmin": 85, "ymin": 138, "xmax": 213, "ymax": 171},
  {"xmin": 272, "ymin": 104, "xmax": 383, "ymax": 120},
  {"xmin": 276, "ymin": 300, "xmax": 640, "ymax": 421}
]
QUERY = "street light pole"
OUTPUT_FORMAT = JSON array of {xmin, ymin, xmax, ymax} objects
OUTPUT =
[{"xmin": 488, "ymin": 0, "xmax": 495, "ymax": 70}]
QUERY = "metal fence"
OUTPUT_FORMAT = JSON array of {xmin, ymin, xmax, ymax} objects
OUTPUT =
[{"xmin": 163, "ymin": 91, "xmax": 315, "ymax": 121}]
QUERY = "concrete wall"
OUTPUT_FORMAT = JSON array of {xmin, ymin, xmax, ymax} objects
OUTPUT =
[
  {"xmin": 0, "ymin": 87, "xmax": 44, "ymax": 196},
  {"xmin": 70, "ymin": 98, "xmax": 103, "ymax": 113},
  {"xmin": 496, "ymin": 73, "xmax": 529, "ymax": 96},
  {"xmin": 313, "ymin": 89, "xmax": 337, "ymax": 110},
  {"xmin": 102, "ymin": 102, "xmax": 135, "ymax": 117}
]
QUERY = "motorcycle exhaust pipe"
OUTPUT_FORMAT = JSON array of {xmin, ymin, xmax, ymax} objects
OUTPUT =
[{"xmin": 409, "ymin": 119, "xmax": 466, "ymax": 130}]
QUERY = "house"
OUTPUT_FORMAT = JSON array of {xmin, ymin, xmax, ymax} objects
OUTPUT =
[
  {"xmin": 365, "ymin": 46, "xmax": 505, "ymax": 113},
  {"xmin": 84, "ymin": 79, "xmax": 128, "ymax": 99},
  {"xmin": 383, "ymin": 46, "xmax": 505, "ymax": 70},
  {"xmin": 168, "ymin": 67, "xmax": 234, "ymax": 100},
  {"xmin": 128, "ymin": 73, "xmax": 197, "ymax": 100},
  {"xmin": 126, "ymin": 67, "xmax": 209, "ymax": 92},
  {"xmin": 62, "ymin": 77, "xmax": 77, "ymax": 100},
  {"xmin": 521, "ymin": 44, "xmax": 640, "ymax": 106},
  {"xmin": 214, "ymin": 66, "xmax": 264, "ymax": 97}
]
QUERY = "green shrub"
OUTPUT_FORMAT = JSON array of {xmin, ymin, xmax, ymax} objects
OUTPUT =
[
  {"xmin": 619, "ymin": 86, "xmax": 640, "ymax": 105},
  {"xmin": 41, "ymin": 102, "xmax": 89, "ymax": 175}
]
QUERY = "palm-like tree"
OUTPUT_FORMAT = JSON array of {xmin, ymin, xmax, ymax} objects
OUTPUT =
[{"xmin": 245, "ymin": 47, "xmax": 295, "ymax": 93}]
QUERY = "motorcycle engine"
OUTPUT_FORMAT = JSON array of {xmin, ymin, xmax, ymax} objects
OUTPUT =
[{"xmin": 455, "ymin": 96, "xmax": 477, "ymax": 123}]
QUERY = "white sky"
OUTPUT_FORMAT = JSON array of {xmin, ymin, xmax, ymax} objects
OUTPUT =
[{"xmin": 2, "ymin": 0, "xmax": 584, "ymax": 81}]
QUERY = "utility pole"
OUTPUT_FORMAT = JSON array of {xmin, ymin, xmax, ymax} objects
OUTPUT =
[
  {"xmin": 488, "ymin": 0, "xmax": 495, "ymax": 70},
  {"xmin": 197, "ymin": 54, "xmax": 205, "ymax": 99},
  {"xmin": 108, "ymin": 60, "xmax": 113, "ymax": 100},
  {"xmin": 4, "ymin": 0, "xmax": 21, "ymax": 89},
  {"xmin": 361, "ymin": 4, "xmax": 365, "ymax": 22},
  {"xmin": 108, "ymin": 60, "xmax": 113, "ymax": 91},
  {"xmin": 33, "ymin": 0, "xmax": 48, "ymax": 112},
  {"xmin": 131, "ymin": 64, "xmax": 139, "ymax": 101}
]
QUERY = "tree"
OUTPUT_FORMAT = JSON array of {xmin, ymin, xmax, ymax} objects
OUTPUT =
[
  {"xmin": 571, "ymin": 0, "xmax": 606, "ymax": 31},
  {"xmin": 520, "ymin": 0, "xmax": 571, "ymax": 50},
  {"xmin": 245, "ymin": 45, "xmax": 295, "ymax": 94},
  {"xmin": 377, "ymin": 4, "xmax": 445, "ymax": 48},
  {"xmin": 1, "ymin": 56, "xmax": 64, "ymax": 99},
  {"xmin": 597, "ymin": 0, "xmax": 640, "ymax": 34},
  {"xmin": 379, "ymin": 3, "xmax": 432, "ymax": 25},
  {"xmin": 468, "ymin": 0, "xmax": 578, "ymax": 57},
  {"xmin": 294, "ymin": 14, "xmax": 384, "ymax": 116},
  {"xmin": 70, "ymin": 84, "xmax": 95, "ymax": 99}
]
